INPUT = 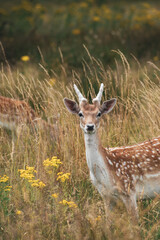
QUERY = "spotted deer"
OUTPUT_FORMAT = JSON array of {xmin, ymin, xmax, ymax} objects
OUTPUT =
[
  {"xmin": 64, "ymin": 83, "xmax": 160, "ymax": 221},
  {"xmin": 0, "ymin": 95, "xmax": 57, "ymax": 138}
]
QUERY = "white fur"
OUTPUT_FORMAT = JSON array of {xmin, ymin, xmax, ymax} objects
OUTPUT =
[
  {"xmin": 135, "ymin": 173, "xmax": 160, "ymax": 199},
  {"xmin": 84, "ymin": 133, "xmax": 113, "ymax": 197}
]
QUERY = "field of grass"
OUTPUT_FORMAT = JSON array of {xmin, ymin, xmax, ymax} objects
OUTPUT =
[
  {"xmin": 0, "ymin": 0, "xmax": 160, "ymax": 238},
  {"xmin": 0, "ymin": 51, "xmax": 160, "ymax": 239}
]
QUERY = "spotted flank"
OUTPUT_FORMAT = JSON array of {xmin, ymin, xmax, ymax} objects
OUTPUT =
[{"xmin": 104, "ymin": 137, "xmax": 160, "ymax": 195}]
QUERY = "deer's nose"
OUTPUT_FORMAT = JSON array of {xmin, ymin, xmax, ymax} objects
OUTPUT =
[{"xmin": 86, "ymin": 124, "xmax": 95, "ymax": 131}]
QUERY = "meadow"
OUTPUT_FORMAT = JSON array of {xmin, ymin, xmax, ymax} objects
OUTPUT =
[
  {"xmin": 0, "ymin": 50, "xmax": 160, "ymax": 239},
  {"xmin": 0, "ymin": 0, "xmax": 160, "ymax": 239}
]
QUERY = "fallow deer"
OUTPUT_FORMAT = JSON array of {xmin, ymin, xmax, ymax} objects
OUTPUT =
[
  {"xmin": 64, "ymin": 83, "xmax": 160, "ymax": 221},
  {"xmin": 0, "ymin": 95, "xmax": 57, "ymax": 139}
]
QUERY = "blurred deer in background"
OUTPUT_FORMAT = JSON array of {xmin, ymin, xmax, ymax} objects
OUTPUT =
[
  {"xmin": 0, "ymin": 95, "xmax": 57, "ymax": 140},
  {"xmin": 64, "ymin": 83, "xmax": 160, "ymax": 222}
]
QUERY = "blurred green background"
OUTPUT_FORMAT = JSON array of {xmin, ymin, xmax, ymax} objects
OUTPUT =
[{"xmin": 0, "ymin": 0, "xmax": 160, "ymax": 69}]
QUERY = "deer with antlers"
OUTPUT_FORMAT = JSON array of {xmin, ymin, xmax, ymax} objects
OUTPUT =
[
  {"xmin": 64, "ymin": 83, "xmax": 160, "ymax": 221},
  {"xmin": 0, "ymin": 95, "xmax": 57, "ymax": 139}
]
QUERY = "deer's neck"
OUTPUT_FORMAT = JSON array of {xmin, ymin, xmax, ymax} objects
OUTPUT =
[
  {"xmin": 84, "ymin": 132, "xmax": 111, "ymax": 195},
  {"xmin": 84, "ymin": 132, "xmax": 100, "ymax": 149},
  {"xmin": 84, "ymin": 132, "xmax": 105, "ymax": 170}
]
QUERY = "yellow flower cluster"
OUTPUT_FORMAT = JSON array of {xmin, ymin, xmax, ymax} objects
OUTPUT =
[
  {"xmin": 18, "ymin": 166, "xmax": 45, "ymax": 189},
  {"xmin": 79, "ymin": 2, "xmax": 88, "ymax": 8},
  {"xmin": 0, "ymin": 8, "xmax": 7, "ymax": 15},
  {"xmin": 48, "ymin": 78, "xmax": 56, "ymax": 86},
  {"xmin": 57, "ymin": 172, "xmax": 70, "ymax": 183},
  {"xmin": 52, "ymin": 193, "xmax": 59, "ymax": 199},
  {"xmin": 18, "ymin": 166, "xmax": 37, "ymax": 180},
  {"xmin": 16, "ymin": 210, "xmax": 22, "ymax": 215},
  {"xmin": 0, "ymin": 175, "xmax": 9, "ymax": 183},
  {"xmin": 29, "ymin": 179, "xmax": 46, "ymax": 189},
  {"xmin": 59, "ymin": 200, "xmax": 77, "ymax": 208},
  {"xmin": 72, "ymin": 29, "xmax": 81, "ymax": 35},
  {"xmin": 4, "ymin": 186, "xmax": 12, "ymax": 192},
  {"xmin": 95, "ymin": 215, "xmax": 101, "ymax": 221},
  {"xmin": 43, "ymin": 156, "xmax": 62, "ymax": 173},
  {"xmin": 62, "ymin": 2, "xmax": 160, "ymax": 33},
  {"xmin": 12, "ymin": 0, "xmax": 32, "ymax": 12},
  {"xmin": 153, "ymin": 56, "xmax": 159, "ymax": 62},
  {"xmin": 12, "ymin": 1, "xmax": 45, "ymax": 13},
  {"xmin": 0, "ymin": 175, "xmax": 12, "ymax": 192},
  {"xmin": 92, "ymin": 16, "xmax": 100, "ymax": 22},
  {"xmin": 21, "ymin": 55, "xmax": 30, "ymax": 62},
  {"xmin": 52, "ymin": 193, "xmax": 77, "ymax": 209}
]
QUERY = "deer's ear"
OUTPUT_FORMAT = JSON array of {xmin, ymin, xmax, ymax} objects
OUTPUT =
[
  {"xmin": 100, "ymin": 98, "xmax": 116, "ymax": 115},
  {"xmin": 64, "ymin": 98, "xmax": 80, "ymax": 114}
]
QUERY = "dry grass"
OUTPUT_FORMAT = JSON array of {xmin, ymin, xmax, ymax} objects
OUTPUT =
[{"xmin": 0, "ymin": 52, "xmax": 160, "ymax": 240}]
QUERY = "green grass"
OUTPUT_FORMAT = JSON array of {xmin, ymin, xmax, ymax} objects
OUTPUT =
[{"xmin": 0, "ymin": 52, "xmax": 159, "ymax": 239}]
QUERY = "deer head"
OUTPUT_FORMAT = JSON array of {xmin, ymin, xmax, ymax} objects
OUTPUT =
[{"xmin": 64, "ymin": 84, "xmax": 116, "ymax": 134}]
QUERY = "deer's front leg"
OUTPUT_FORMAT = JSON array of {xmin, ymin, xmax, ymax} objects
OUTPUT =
[
  {"xmin": 121, "ymin": 193, "xmax": 139, "ymax": 223},
  {"xmin": 103, "ymin": 197, "xmax": 112, "ymax": 217}
]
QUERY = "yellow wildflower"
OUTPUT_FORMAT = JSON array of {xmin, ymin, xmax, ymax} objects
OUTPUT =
[
  {"xmin": 0, "ymin": 175, "xmax": 9, "ymax": 183},
  {"xmin": 19, "ymin": 172, "xmax": 34, "ymax": 180},
  {"xmin": 57, "ymin": 172, "xmax": 70, "ymax": 183},
  {"xmin": 59, "ymin": 200, "xmax": 77, "ymax": 208},
  {"xmin": 18, "ymin": 166, "xmax": 36, "ymax": 180},
  {"xmin": 26, "ymin": 166, "xmax": 37, "ymax": 173},
  {"xmin": 21, "ymin": 1, "xmax": 32, "ymax": 11},
  {"xmin": 80, "ymin": 2, "xmax": 88, "ymax": 8},
  {"xmin": 92, "ymin": 16, "xmax": 100, "ymax": 22},
  {"xmin": 35, "ymin": 4, "xmax": 43, "ymax": 10},
  {"xmin": 153, "ymin": 56, "xmax": 159, "ymax": 62},
  {"xmin": 18, "ymin": 166, "xmax": 45, "ymax": 189},
  {"xmin": 38, "ymin": 181, "xmax": 46, "ymax": 188},
  {"xmin": 72, "ymin": 29, "xmax": 81, "ymax": 35},
  {"xmin": 142, "ymin": 3, "xmax": 150, "ymax": 9},
  {"xmin": 95, "ymin": 215, "xmax": 101, "ymax": 221},
  {"xmin": 67, "ymin": 201, "xmax": 77, "ymax": 208},
  {"xmin": 21, "ymin": 56, "xmax": 30, "ymax": 62},
  {"xmin": 48, "ymin": 78, "xmax": 56, "ymax": 86},
  {"xmin": 4, "ymin": 186, "xmax": 12, "ymax": 192},
  {"xmin": 29, "ymin": 179, "xmax": 46, "ymax": 189},
  {"xmin": 0, "ymin": 8, "xmax": 7, "ymax": 15},
  {"xmin": 116, "ymin": 14, "xmax": 123, "ymax": 20},
  {"xmin": 43, "ymin": 156, "xmax": 62, "ymax": 173},
  {"xmin": 59, "ymin": 199, "xmax": 68, "ymax": 205},
  {"xmin": 52, "ymin": 193, "xmax": 59, "ymax": 199},
  {"xmin": 16, "ymin": 210, "xmax": 22, "ymax": 215}
]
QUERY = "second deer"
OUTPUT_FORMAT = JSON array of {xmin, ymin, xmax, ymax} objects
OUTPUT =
[{"xmin": 0, "ymin": 95, "xmax": 57, "ymax": 139}]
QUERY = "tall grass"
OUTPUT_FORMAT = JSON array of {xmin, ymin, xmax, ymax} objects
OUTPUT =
[{"xmin": 0, "ymin": 52, "xmax": 160, "ymax": 239}]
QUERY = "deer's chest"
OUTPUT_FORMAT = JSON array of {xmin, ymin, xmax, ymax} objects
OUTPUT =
[{"xmin": 85, "ymin": 145, "xmax": 112, "ymax": 196}]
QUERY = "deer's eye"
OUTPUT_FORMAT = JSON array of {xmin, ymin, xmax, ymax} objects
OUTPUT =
[
  {"xmin": 78, "ymin": 112, "xmax": 84, "ymax": 118},
  {"xmin": 97, "ymin": 112, "xmax": 101, "ymax": 118}
]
